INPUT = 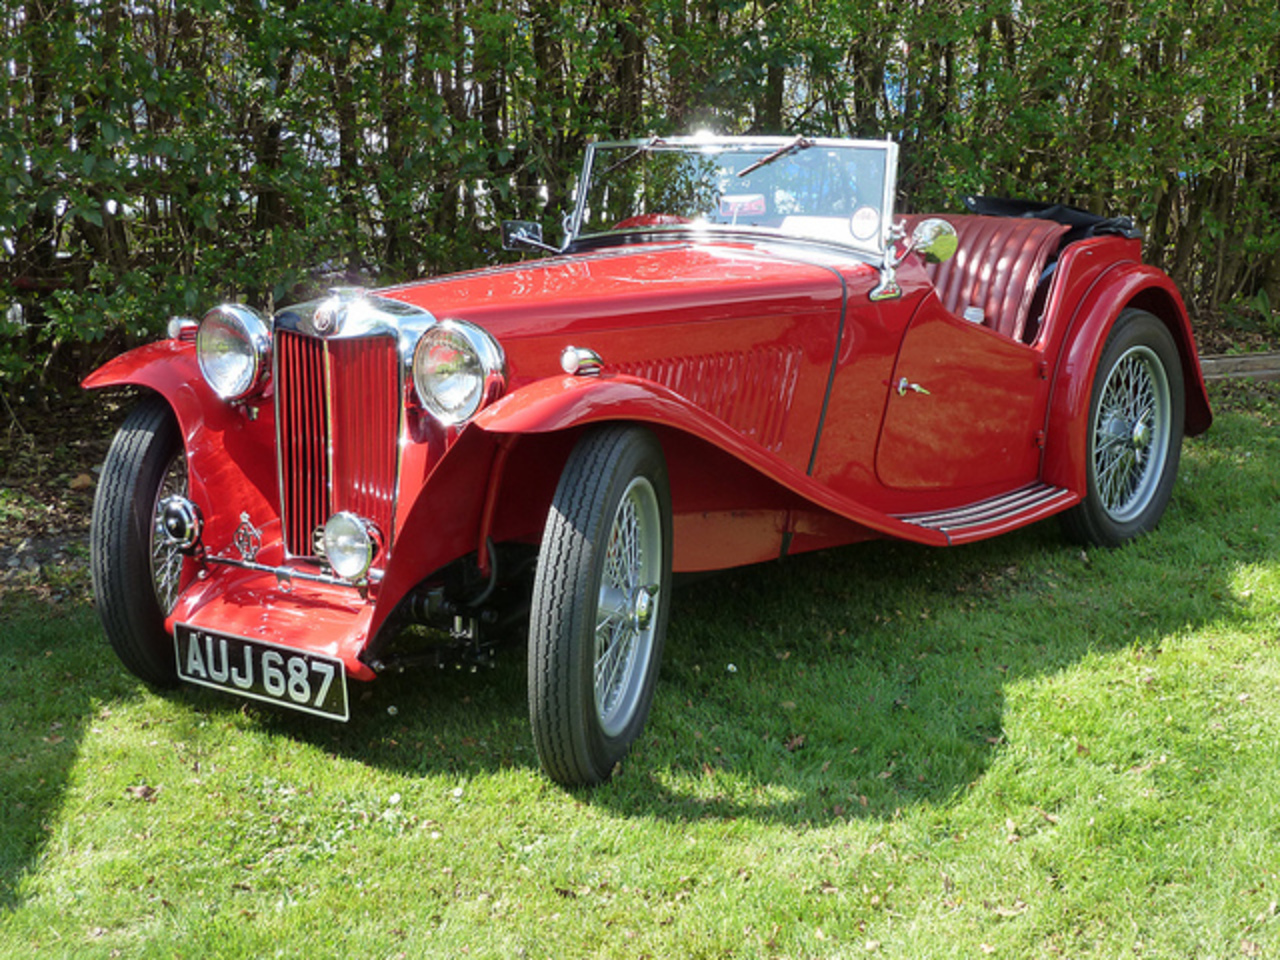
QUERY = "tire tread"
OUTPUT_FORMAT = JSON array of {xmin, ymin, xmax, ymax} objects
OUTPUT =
[
  {"xmin": 528, "ymin": 425, "xmax": 668, "ymax": 786},
  {"xmin": 90, "ymin": 395, "xmax": 182, "ymax": 686}
]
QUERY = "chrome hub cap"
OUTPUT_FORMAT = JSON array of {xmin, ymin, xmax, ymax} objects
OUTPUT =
[
  {"xmin": 594, "ymin": 477, "xmax": 663, "ymax": 738},
  {"xmin": 633, "ymin": 586, "xmax": 655, "ymax": 631},
  {"xmin": 1131, "ymin": 420, "xmax": 1150, "ymax": 449},
  {"xmin": 1091, "ymin": 345, "xmax": 1171, "ymax": 523}
]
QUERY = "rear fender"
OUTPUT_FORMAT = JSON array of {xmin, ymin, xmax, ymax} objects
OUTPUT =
[
  {"xmin": 1042, "ymin": 264, "xmax": 1212, "ymax": 493},
  {"xmin": 83, "ymin": 342, "xmax": 281, "ymax": 558}
]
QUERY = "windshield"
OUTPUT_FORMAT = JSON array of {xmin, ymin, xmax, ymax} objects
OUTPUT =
[{"xmin": 570, "ymin": 137, "xmax": 898, "ymax": 254}]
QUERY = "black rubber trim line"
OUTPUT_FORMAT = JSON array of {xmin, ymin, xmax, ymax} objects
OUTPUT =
[{"xmin": 805, "ymin": 263, "xmax": 849, "ymax": 478}]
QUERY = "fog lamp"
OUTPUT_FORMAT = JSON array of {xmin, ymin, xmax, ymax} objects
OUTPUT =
[{"xmin": 322, "ymin": 512, "xmax": 381, "ymax": 581}]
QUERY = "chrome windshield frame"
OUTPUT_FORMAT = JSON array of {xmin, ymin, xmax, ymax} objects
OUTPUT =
[{"xmin": 568, "ymin": 135, "xmax": 900, "ymax": 257}]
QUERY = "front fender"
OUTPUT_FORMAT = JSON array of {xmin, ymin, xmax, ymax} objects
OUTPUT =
[
  {"xmin": 83, "ymin": 342, "xmax": 281, "ymax": 559},
  {"xmin": 85, "ymin": 341, "xmax": 223, "ymax": 439},
  {"xmin": 473, "ymin": 374, "xmax": 949, "ymax": 548},
  {"xmin": 1043, "ymin": 263, "xmax": 1212, "ymax": 494},
  {"xmin": 474, "ymin": 373, "xmax": 707, "ymax": 436}
]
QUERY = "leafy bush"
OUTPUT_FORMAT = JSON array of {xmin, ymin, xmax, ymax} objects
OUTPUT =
[{"xmin": 3, "ymin": 0, "xmax": 1278, "ymax": 402}]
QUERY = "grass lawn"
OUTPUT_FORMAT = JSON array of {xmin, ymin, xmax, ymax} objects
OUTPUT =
[{"xmin": 2, "ymin": 380, "xmax": 1278, "ymax": 958}]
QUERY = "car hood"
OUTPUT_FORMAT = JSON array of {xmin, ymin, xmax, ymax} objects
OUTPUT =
[{"xmin": 373, "ymin": 241, "xmax": 853, "ymax": 343}]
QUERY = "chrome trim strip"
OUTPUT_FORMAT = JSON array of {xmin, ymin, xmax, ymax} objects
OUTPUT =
[
  {"xmin": 569, "ymin": 144, "xmax": 597, "ymax": 239},
  {"xmin": 323, "ymin": 339, "xmax": 334, "ymax": 538},
  {"xmin": 896, "ymin": 484, "xmax": 1074, "ymax": 533},
  {"xmin": 273, "ymin": 332, "xmax": 317, "ymax": 560},
  {"xmin": 586, "ymin": 134, "xmax": 901, "ymax": 152},
  {"xmin": 879, "ymin": 140, "xmax": 899, "ymax": 253}
]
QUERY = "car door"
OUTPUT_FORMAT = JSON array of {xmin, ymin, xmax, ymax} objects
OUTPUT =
[{"xmin": 874, "ymin": 290, "xmax": 1049, "ymax": 494}]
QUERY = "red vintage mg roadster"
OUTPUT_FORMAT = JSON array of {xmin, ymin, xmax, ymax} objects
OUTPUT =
[{"xmin": 86, "ymin": 136, "xmax": 1211, "ymax": 786}]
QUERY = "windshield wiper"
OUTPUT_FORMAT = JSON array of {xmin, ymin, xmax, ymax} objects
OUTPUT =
[
  {"xmin": 599, "ymin": 136, "xmax": 669, "ymax": 177},
  {"xmin": 736, "ymin": 135, "xmax": 814, "ymax": 178}
]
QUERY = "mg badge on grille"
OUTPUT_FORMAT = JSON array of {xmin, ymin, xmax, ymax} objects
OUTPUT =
[
  {"xmin": 313, "ymin": 300, "xmax": 341, "ymax": 335},
  {"xmin": 313, "ymin": 526, "xmax": 328, "ymax": 559}
]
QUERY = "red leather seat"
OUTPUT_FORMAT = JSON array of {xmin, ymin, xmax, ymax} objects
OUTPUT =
[{"xmin": 907, "ymin": 215, "xmax": 1069, "ymax": 342}]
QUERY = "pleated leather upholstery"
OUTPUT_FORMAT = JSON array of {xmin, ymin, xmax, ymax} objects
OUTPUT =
[{"xmin": 906, "ymin": 215, "xmax": 1069, "ymax": 342}]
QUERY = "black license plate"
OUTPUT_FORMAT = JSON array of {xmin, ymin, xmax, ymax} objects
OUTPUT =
[{"xmin": 175, "ymin": 624, "xmax": 349, "ymax": 721}]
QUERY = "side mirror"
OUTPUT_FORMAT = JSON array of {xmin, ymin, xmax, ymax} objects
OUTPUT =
[
  {"xmin": 910, "ymin": 217, "xmax": 958, "ymax": 264},
  {"xmin": 870, "ymin": 216, "xmax": 959, "ymax": 301},
  {"xmin": 502, "ymin": 220, "xmax": 556, "ymax": 253}
]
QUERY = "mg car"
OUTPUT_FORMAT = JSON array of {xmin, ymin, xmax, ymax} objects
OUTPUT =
[{"xmin": 85, "ymin": 136, "xmax": 1212, "ymax": 786}]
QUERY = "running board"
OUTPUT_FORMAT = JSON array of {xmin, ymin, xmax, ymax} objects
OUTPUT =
[{"xmin": 895, "ymin": 483, "xmax": 1078, "ymax": 545}]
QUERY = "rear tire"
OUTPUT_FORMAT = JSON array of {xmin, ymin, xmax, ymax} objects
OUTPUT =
[
  {"xmin": 91, "ymin": 395, "xmax": 187, "ymax": 686},
  {"xmin": 528, "ymin": 425, "xmax": 672, "ymax": 787},
  {"xmin": 1061, "ymin": 309, "xmax": 1185, "ymax": 547}
]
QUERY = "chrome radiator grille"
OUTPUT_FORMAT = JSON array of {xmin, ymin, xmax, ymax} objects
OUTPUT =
[{"xmin": 274, "ymin": 331, "xmax": 401, "ymax": 558}]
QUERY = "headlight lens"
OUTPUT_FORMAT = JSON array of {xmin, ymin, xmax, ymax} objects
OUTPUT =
[
  {"xmin": 322, "ymin": 512, "xmax": 381, "ymax": 581},
  {"xmin": 196, "ymin": 304, "xmax": 271, "ymax": 401},
  {"xmin": 412, "ymin": 320, "xmax": 506, "ymax": 426}
]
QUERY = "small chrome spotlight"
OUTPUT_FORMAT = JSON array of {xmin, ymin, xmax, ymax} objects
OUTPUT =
[{"xmin": 322, "ymin": 512, "xmax": 382, "ymax": 581}]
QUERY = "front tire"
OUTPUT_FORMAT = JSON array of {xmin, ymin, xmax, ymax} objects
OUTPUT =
[
  {"xmin": 91, "ymin": 395, "xmax": 188, "ymax": 686},
  {"xmin": 528, "ymin": 425, "xmax": 673, "ymax": 787},
  {"xmin": 1061, "ymin": 309, "xmax": 1185, "ymax": 547}
]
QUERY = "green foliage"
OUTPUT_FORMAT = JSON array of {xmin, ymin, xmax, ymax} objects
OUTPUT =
[{"xmin": 3, "ymin": 0, "xmax": 1279, "ymax": 400}]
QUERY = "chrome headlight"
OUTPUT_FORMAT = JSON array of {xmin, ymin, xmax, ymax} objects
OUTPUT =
[
  {"xmin": 412, "ymin": 320, "xmax": 506, "ymax": 426},
  {"xmin": 196, "ymin": 304, "xmax": 271, "ymax": 401},
  {"xmin": 322, "ymin": 512, "xmax": 382, "ymax": 581}
]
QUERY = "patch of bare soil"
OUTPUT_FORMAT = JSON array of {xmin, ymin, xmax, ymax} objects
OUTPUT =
[
  {"xmin": 0, "ymin": 392, "xmax": 132, "ymax": 606},
  {"xmin": 1194, "ymin": 306, "xmax": 1280, "ymax": 356}
]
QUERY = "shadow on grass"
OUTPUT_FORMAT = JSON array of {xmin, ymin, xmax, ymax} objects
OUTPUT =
[
  {"xmin": 183, "ymin": 399, "xmax": 1269, "ymax": 825},
  {"xmin": 245, "ymin": 648, "xmax": 536, "ymax": 780},
  {"xmin": 266, "ymin": 473, "xmax": 1248, "ymax": 827},
  {"xmin": 597, "ymin": 521, "xmax": 1243, "ymax": 824}
]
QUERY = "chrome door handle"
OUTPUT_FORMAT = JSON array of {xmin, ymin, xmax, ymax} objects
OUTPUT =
[{"xmin": 896, "ymin": 376, "xmax": 930, "ymax": 397}]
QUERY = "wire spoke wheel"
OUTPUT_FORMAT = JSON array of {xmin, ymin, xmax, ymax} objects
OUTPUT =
[
  {"xmin": 529, "ymin": 425, "xmax": 672, "ymax": 787},
  {"xmin": 1062, "ymin": 309, "xmax": 1185, "ymax": 548},
  {"xmin": 150, "ymin": 452, "xmax": 188, "ymax": 614},
  {"xmin": 593, "ymin": 476, "xmax": 662, "ymax": 738},
  {"xmin": 1091, "ymin": 344, "xmax": 1171, "ymax": 523}
]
